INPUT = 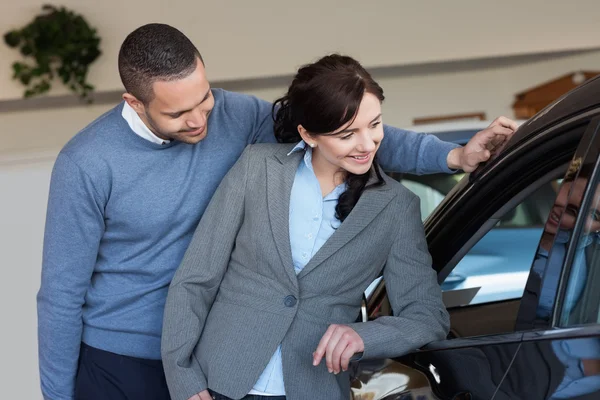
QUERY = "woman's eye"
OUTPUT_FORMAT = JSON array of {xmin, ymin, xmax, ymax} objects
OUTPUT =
[
  {"xmin": 371, "ymin": 121, "xmax": 382, "ymax": 128},
  {"xmin": 340, "ymin": 134, "xmax": 353, "ymax": 140},
  {"xmin": 566, "ymin": 205, "xmax": 579, "ymax": 218}
]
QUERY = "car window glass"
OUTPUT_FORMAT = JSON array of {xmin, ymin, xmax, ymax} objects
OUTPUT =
[
  {"xmin": 445, "ymin": 178, "xmax": 562, "ymax": 305},
  {"xmin": 559, "ymin": 177, "xmax": 600, "ymax": 327},
  {"xmin": 396, "ymin": 173, "xmax": 465, "ymax": 219},
  {"xmin": 400, "ymin": 181, "xmax": 445, "ymax": 220}
]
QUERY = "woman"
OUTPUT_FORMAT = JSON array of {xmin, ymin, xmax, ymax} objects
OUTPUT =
[{"xmin": 161, "ymin": 54, "xmax": 450, "ymax": 400}]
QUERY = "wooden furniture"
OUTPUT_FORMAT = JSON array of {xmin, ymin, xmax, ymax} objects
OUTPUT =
[{"xmin": 512, "ymin": 71, "xmax": 600, "ymax": 119}]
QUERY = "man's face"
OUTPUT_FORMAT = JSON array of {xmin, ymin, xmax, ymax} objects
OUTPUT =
[{"xmin": 126, "ymin": 58, "xmax": 215, "ymax": 144}]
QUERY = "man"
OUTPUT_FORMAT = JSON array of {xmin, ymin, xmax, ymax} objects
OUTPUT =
[{"xmin": 37, "ymin": 23, "xmax": 517, "ymax": 400}]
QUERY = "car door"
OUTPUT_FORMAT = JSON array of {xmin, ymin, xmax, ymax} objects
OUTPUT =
[
  {"xmin": 426, "ymin": 117, "xmax": 592, "ymax": 334},
  {"xmin": 495, "ymin": 118, "xmax": 600, "ymax": 400},
  {"xmin": 406, "ymin": 118, "xmax": 600, "ymax": 400},
  {"xmin": 352, "ymin": 116, "xmax": 599, "ymax": 400}
]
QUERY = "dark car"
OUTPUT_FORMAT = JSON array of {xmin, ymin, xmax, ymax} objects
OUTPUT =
[{"xmin": 352, "ymin": 75, "xmax": 600, "ymax": 399}]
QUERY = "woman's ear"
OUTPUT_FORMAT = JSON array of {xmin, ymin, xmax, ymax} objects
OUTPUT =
[{"xmin": 298, "ymin": 125, "xmax": 317, "ymax": 148}]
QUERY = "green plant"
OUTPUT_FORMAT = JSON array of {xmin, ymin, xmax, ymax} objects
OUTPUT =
[{"xmin": 3, "ymin": 4, "xmax": 101, "ymax": 99}]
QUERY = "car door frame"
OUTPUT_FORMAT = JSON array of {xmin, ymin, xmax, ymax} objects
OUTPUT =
[{"xmin": 414, "ymin": 115, "xmax": 600, "ymax": 350}]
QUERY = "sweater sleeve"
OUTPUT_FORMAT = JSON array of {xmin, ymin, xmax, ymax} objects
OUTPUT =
[
  {"xmin": 37, "ymin": 153, "xmax": 105, "ymax": 400},
  {"xmin": 377, "ymin": 125, "xmax": 460, "ymax": 174},
  {"xmin": 222, "ymin": 90, "xmax": 277, "ymax": 145},
  {"xmin": 247, "ymin": 96, "xmax": 277, "ymax": 145}
]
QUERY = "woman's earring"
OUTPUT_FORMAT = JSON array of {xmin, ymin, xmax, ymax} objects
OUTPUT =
[{"xmin": 309, "ymin": 143, "xmax": 316, "ymax": 148}]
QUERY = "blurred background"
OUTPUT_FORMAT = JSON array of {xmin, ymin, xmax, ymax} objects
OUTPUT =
[{"xmin": 1, "ymin": 0, "xmax": 600, "ymax": 397}]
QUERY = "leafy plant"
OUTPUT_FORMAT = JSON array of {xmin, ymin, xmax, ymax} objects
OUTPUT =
[{"xmin": 3, "ymin": 4, "xmax": 101, "ymax": 99}]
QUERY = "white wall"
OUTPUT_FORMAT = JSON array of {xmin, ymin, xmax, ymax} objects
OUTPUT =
[
  {"xmin": 2, "ymin": 0, "xmax": 600, "ymax": 100},
  {"xmin": 3, "ymin": 48, "xmax": 600, "ymax": 155},
  {"xmin": 0, "ymin": 153, "xmax": 54, "ymax": 399}
]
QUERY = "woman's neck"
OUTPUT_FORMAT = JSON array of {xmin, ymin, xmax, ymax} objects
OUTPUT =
[{"xmin": 310, "ymin": 150, "xmax": 345, "ymax": 197}]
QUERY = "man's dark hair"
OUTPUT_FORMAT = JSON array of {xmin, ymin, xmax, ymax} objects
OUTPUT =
[{"xmin": 118, "ymin": 23, "xmax": 204, "ymax": 104}]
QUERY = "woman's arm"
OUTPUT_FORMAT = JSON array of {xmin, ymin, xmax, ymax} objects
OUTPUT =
[
  {"xmin": 313, "ymin": 195, "xmax": 449, "ymax": 373},
  {"xmin": 349, "ymin": 195, "xmax": 450, "ymax": 358},
  {"xmin": 161, "ymin": 146, "xmax": 252, "ymax": 400}
]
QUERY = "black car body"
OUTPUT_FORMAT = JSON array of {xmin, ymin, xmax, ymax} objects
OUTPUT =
[{"xmin": 352, "ymin": 75, "xmax": 600, "ymax": 400}]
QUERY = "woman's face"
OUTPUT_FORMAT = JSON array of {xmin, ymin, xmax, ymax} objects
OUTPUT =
[
  {"xmin": 546, "ymin": 178, "xmax": 600, "ymax": 235},
  {"xmin": 302, "ymin": 92, "xmax": 384, "ymax": 177}
]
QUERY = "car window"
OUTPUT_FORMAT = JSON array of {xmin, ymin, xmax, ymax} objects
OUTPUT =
[
  {"xmin": 400, "ymin": 180, "xmax": 446, "ymax": 220},
  {"xmin": 444, "ymin": 178, "xmax": 562, "ymax": 305},
  {"xmin": 498, "ymin": 180, "xmax": 561, "ymax": 228},
  {"xmin": 396, "ymin": 171, "xmax": 562, "ymax": 305},
  {"xmin": 394, "ymin": 172, "xmax": 465, "ymax": 220},
  {"xmin": 442, "ymin": 181, "xmax": 557, "ymax": 304},
  {"xmin": 559, "ymin": 177, "xmax": 600, "ymax": 327}
]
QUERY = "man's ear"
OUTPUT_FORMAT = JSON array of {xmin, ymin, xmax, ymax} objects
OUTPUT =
[{"xmin": 123, "ymin": 93, "xmax": 145, "ymax": 114}]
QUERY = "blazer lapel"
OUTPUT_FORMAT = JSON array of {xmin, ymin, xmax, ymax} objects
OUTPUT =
[
  {"xmin": 266, "ymin": 149, "xmax": 303, "ymax": 288},
  {"xmin": 297, "ymin": 180, "xmax": 396, "ymax": 279}
]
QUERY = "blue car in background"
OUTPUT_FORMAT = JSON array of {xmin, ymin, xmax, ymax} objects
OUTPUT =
[{"xmin": 388, "ymin": 120, "xmax": 550, "ymax": 305}]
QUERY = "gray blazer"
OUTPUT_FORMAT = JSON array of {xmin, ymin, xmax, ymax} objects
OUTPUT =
[{"xmin": 161, "ymin": 144, "xmax": 450, "ymax": 400}]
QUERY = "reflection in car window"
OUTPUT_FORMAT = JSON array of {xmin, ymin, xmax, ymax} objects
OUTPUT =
[
  {"xmin": 559, "ymin": 177, "xmax": 600, "ymax": 327},
  {"xmin": 447, "ymin": 179, "xmax": 562, "ymax": 305},
  {"xmin": 533, "ymin": 170, "xmax": 600, "ymax": 400}
]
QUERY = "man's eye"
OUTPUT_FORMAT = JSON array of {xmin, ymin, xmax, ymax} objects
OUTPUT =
[{"xmin": 169, "ymin": 113, "xmax": 182, "ymax": 119}]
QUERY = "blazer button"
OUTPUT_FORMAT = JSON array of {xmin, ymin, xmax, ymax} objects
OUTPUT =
[{"xmin": 284, "ymin": 295, "xmax": 297, "ymax": 307}]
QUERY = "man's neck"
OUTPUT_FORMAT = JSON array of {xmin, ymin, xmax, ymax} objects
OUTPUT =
[{"xmin": 121, "ymin": 102, "xmax": 170, "ymax": 145}]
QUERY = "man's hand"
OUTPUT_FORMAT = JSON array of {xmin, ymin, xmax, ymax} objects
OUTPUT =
[
  {"xmin": 188, "ymin": 390, "xmax": 212, "ymax": 400},
  {"xmin": 447, "ymin": 116, "xmax": 519, "ymax": 172},
  {"xmin": 313, "ymin": 324, "xmax": 364, "ymax": 374}
]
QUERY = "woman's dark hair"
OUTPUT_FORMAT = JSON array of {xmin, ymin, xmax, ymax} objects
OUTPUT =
[{"xmin": 273, "ymin": 54, "xmax": 386, "ymax": 222}]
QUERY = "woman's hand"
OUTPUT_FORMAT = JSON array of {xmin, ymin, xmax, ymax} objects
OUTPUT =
[
  {"xmin": 313, "ymin": 324, "xmax": 364, "ymax": 374},
  {"xmin": 188, "ymin": 390, "xmax": 212, "ymax": 400}
]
